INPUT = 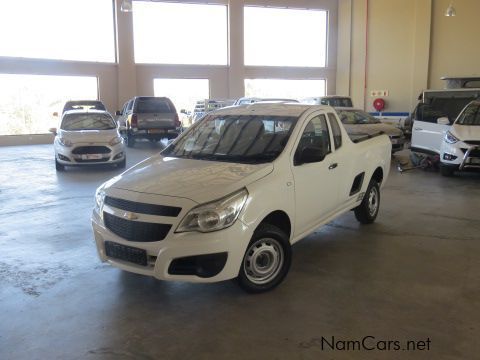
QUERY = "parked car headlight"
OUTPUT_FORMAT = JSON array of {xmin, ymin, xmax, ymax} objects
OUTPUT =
[
  {"xmin": 94, "ymin": 186, "xmax": 106, "ymax": 213},
  {"xmin": 109, "ymin": 136, "xmax": 123, "ymax": 146},
  {"xmin": 445, "ymin": 131, "xmax": 459, "ymax": 144},
  {"xmin": 176, "ymin": 189, "xmax": 248, "ymax": 233},
  {"xmin": 58, "ymin": 137, "xmax": 72, "ymax": 147}
]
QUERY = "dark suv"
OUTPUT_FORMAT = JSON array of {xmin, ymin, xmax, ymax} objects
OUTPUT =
[{"xmin": 116, "ymin": 96, "xmax": 181, "ymax": 147}]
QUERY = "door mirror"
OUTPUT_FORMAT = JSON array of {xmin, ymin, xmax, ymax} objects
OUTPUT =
[
  {"xmin": 115, "ymin": 110, "xmax": 122, "ymax": 116},
  {"xmin": 48, "ymin": 127, "xmax": 57, "ymax": 135},
  {"xmin": 437, "ymin": 117, "xmax": 450, "ymax": 125},
  {"xmin": 295, "ymin": 146, "xmax": 326, "ymax": 165}
]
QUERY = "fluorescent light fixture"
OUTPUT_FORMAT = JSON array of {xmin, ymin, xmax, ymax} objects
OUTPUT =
[{"xmin": 121, "ymin": 0, "xmax": 133, "ymax": 13}]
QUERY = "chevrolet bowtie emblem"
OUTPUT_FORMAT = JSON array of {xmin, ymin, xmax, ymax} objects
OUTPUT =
[{"xmin": 123, "ymin": 212, "xmax": 139, "ymax": 220}]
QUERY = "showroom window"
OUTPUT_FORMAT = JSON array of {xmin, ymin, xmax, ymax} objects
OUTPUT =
[
  {"xmin": 245, "ymin": 79, "xmax": 326, "ymax": 99},
  {"xmin": 0, "ymin": 0, "xmax": 115, "ymax": 62},
  {"xmin": 0, "ymin": 74, "xmax": 98, "ymax": 136},
  {"xmin": 244, "ymin": 7, "xmax": 327, "ymax": 67},
  {"xmin": 154, "ymin": 78, "xmax": 209, "ymax": 113},
  {"xmin": 133, "ymin": 2, "xmax": 227, "ymax": 65}
]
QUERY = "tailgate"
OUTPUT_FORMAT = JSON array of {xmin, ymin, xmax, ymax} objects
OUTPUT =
[{"xmin": 137, "ymin": 113, "xmax": 176, "ymax": 129}]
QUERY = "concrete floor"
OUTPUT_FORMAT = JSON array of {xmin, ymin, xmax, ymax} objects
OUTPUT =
[{"xmin": 0, "ymin": 144, "xmax": 479, "ymax": 360}]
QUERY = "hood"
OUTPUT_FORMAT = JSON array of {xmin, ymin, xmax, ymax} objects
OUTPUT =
[
  {"xmin": 343, "ymin": 123, "xmax": 403, "ymax": 137},
  {"xmin": 107, "ymin": 155, "xmax": 274, "ymax": 204},
  {"xmin": 452, "ymin": 124, "xmax": 480, "ymax": 142},
  {"xmin": 59, "ymin": 129, "xmax": 119, "ymax": 143}
]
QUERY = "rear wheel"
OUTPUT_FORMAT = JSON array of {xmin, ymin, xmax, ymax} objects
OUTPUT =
[
  {"xmin": 440, "ymin": 163, "xmax": 455, "ymax": 177},
  {"xmin": 55, "ymin": 159, "xmax": 65, "ymax": 171},
  {"xmin": 354, "ymin": 181, "xmax": 380, "ymax": 224},
  {"xmin": 126, "ymin": 133, "xmax": 135, "ymax": 148},
  {"xmin": 237, "ymin": 224, "xmax": 291, "ymax": 293}
]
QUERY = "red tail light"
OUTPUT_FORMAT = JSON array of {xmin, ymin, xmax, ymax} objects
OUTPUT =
[
  {"xmin": 174, "ymin": 113, "xmax": 181, "ymax": 128},
  {"xmin": 131, "ymin": 113, "xmax": 138, "ymax": 128}
]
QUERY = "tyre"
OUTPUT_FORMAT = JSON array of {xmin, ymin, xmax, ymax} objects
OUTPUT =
[
  {"xmin": 237, "ymin": 224, "xmax": 291, "ymax": 293},
  {"xmin": 126, "ymin": 134, "xmax": 135, "ymax": 148},
  {"xmin": 117, "ymin": 157, "xmax": 126, "ymax": 169},
  {"xmin": 55, "ymin": 159, "xmax": 65, "ymax": 171},
  {"xmin": 440, "ymin": 164, "xmax": 455, "ymax": 177},
  {"xmin": 354, "ymin": 181, "xmax": 380, "ymax": 224}
]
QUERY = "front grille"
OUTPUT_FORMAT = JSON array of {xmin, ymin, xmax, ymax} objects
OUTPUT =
[
  {"xmin": 105, "ymin": 196, "xmax": 181, "ymax": 217},
  {"xmin": 76, "ymin": 158, "xmax": 108, "ymax": 163},
  {"xmin": 104, "ymin": 212, "xmax": 171, "ymax": 242},
  {"xmin": 461, "ymin": 148, "xmax": 480, "ymax": 157},
  {"xmin": 72, "ymin": 146, "xmax": 111, "ymax": 155}
]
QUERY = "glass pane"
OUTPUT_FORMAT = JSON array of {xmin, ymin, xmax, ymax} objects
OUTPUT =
[
  {"xmin": 0, "ymin": 74, "xmax": 98, "ymax": 135},
  {"xmin": 154, "ymin": 79, "xmax": 209, "ymax": 127},
  {"xmin": 244, "ymin": 7, "xmax": 327, "ymax": 67},
  {"xmin": 245, "ymin": 79, "xmax": 326, "ymax": 99},
  {"xmin": 0, "ymin": 0, "xmax": 115, "ymax": 62},
  {"xmin": 133, "ymin": 2, "xmax": 227, "ymax": 65}
]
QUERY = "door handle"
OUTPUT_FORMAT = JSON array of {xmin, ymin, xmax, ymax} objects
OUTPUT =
[
  {"xmin": 328, "ymin": 163, "xmax": 338, "ymax": 170},
  {"xmin": 414, "ymin": 127, "xmax": 422, "ymax": 131}
]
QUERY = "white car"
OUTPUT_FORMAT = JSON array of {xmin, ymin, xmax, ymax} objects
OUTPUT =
[
  {"xmin": 92, "ymin": 104, "xmax": 391, "ymax": 293},
  {"xmin": 438, "ymin": 101, "xmax": 480, "ymax": 176},
  {"xmin": 51, "ymin": 110, "xmax": 126, "ymax": 171},
  {"xmin": 336, "ymin": 108, "xmax": 406, "ymax": 152}
]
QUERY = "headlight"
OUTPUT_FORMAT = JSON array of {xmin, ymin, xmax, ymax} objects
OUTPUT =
[
  {"xmin": 58, "ymin": 137, "xmax": 72, "ymax": 147},
  {"xmin": 94, "ymin": 186, "xmax": 106, "ymax": 213},
  {"xmin": 109, "ymin": 136, "xmax": 123, "ymax": 146},
  {"xmin": 176, "ymin": 189, "xmax": 248, "ymax": 233},
  {"xmin": 445, "ymin": 131, "xmax": 459, "ymax": 144}
]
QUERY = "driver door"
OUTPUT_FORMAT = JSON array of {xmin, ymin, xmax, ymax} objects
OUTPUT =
[{"xmin": 292, "ymin": 113, "xmax": 340, "ymax": 236}]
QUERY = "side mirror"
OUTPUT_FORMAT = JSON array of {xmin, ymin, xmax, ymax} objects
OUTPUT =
[
  {"xmin": 52, "ymin": 112, "xmax": 58, "ymax": 117},
  {"xmin": 115, "ymin": 110, "xmax": 122, "ymax": 116},
  {"xmin": 48, "ymin": 127, "xmax": 57, "ymax": 135},
  {"xmin": 295, "ymin": 146, "xmax": 326, "ymax": 165},
  {"xmin": 437, "ymin": 117, "xmax": 450, "ymax": 125}
]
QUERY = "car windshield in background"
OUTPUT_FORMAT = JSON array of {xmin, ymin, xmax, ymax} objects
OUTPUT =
[
  {"xmin": 136, "ymin": 98, "xmax": 172, "ymax": 113},
  {"xmin": 456, "ymin": 103, "xmax": 480, "ymax": 125},
  {"xmin": 321, "ymin": 98, "xmax": 353, "ymax": 107},
  {"xmin": 338, "ymin": 110, "xmax": 380, "ymax": 124},
  {"xmin": 61, "ymin": 113, "xmax": 116, "ymax": 131},
  {"xmin": 418, "ymin": 98, "xmax": 474, "ymax": 122},
  {"xmin": 162, "ymin": 114, "xmax": 297, "ymax": 164}
]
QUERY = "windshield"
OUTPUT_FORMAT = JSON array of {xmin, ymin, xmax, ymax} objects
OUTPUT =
[
  {"xmin": 456, "ymin": 103, "xmax": 480, "ymax": 125},
  {"xmin": 162, "ymin": 114, "xmax": 297, "ymax": 164},
  {"xmin": 417, "ymin": 97, "xmax": 474, "ymax": 122},
  {"xmin": 61, "ymin": 113, "xmax": 116, "ymax": 131},
  {"xmin": 337, "ymin": 110, "xmax": 380, "ymax": 124},
  {"xmin": 321, "ymin": 98, "xmax": 353, "ymax": 107}
]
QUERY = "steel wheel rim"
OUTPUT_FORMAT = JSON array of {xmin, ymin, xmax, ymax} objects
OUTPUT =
[
  {"xmin": 243, "ymin": 238, "xmax": 284, "ymax": 285},
  {"xmin": 368, "ymin": 186, "xmax": 379, "ymax": 216}
]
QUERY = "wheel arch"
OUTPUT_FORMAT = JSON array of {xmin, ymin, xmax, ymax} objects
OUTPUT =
[{"xmin": 256, "ymin": 210, "xmax": 292, "ymax": 241}]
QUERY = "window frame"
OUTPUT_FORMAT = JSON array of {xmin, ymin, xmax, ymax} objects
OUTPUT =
[
  {"xmin": 293, "ymin": 113, "xmax": 331, "ymax": 166},
  {"xmin": 327, "ymin": 113, "xmax": 342, "ymax": 150}
]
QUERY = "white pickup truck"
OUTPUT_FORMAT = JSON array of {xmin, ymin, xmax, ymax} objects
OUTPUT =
[
  {"xmin": 92, "ymin": 104, "xmax": 391, "ymax": 293},
  {"xmin": 411, "ymin": 100, "xmax": 480, "ymax": 176}
]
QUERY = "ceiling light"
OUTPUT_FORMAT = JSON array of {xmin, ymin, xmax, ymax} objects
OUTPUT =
[
  {"xmin": 445, "ymin": 3, "xmax": 456, "ymax": 17},
  {"xmin": 121, "ymin": 0, "xmax": 133, "ymax": 13}
]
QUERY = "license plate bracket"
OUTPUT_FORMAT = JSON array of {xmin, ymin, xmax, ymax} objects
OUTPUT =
[
  {"xmin": 82, "ymin": 154, "xmax": 103, "ymax": 160},
  {"xmin": 104, "ymin": 241, "xmax": 147, "ymax": 266}
]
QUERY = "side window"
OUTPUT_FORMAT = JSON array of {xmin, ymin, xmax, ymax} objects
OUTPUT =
[
  {"xmin": 327, "ymin": 113, "xmax": 342, "ymax": 149},
  {"xmin": 294, "ymin": 114, "xmax": 331, "ymax": 164},
  {"xmin": 126, "ymin": 100, "xmax": 134, "ymax": 113}
]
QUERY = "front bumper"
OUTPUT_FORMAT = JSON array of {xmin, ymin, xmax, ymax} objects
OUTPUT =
[
  {"xmin": 91, "ymin": 205, "xmax": 251, "ymax": 283},
  {"xmin": 55, "ymin": 142, "xmax": 125, "ymax": 166},
  {"xmin": 441, "ymin": 142, "xmax": 480, "ymax": 170}
]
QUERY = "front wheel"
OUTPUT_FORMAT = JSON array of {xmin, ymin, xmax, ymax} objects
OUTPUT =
[
  {"xmin": 237, "ymin": 224, "xmax": 291, "ymax": 293},
  {"xmin": 354, "ymin": 181, "xmax": 380, "ymax": 224},
  {"xmin": 55, "ymin": 159, "xmax": 65, "ymax": 171}
]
